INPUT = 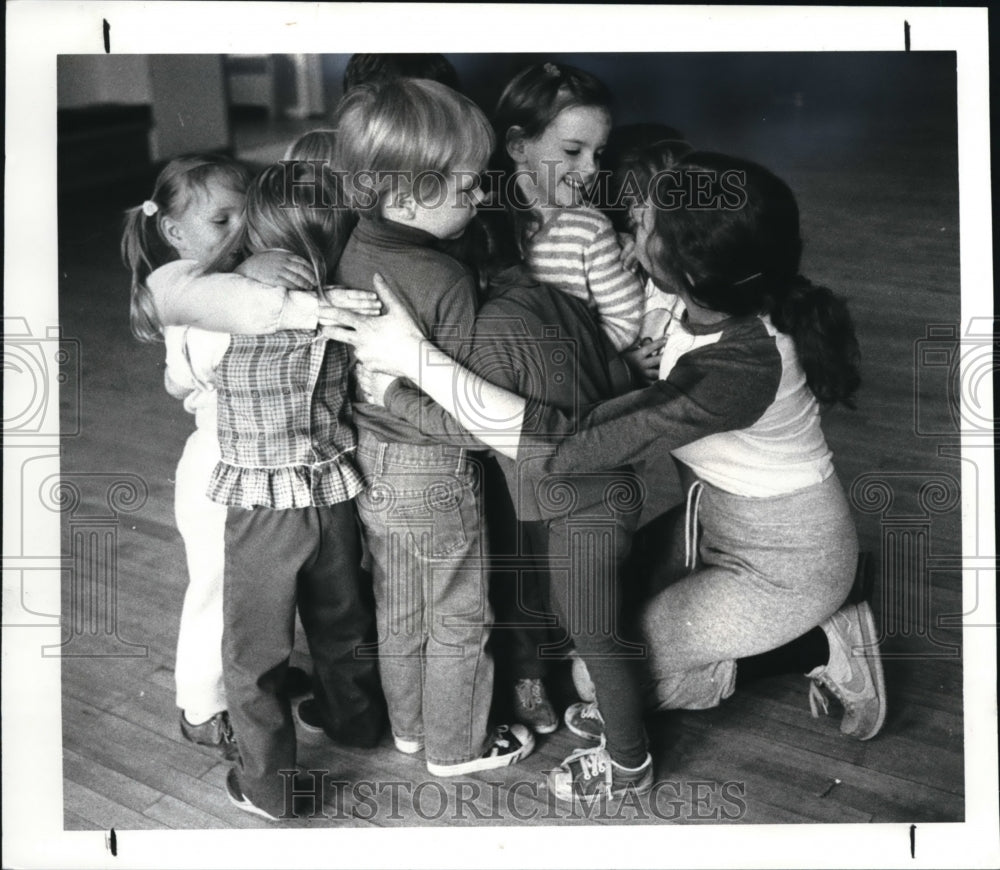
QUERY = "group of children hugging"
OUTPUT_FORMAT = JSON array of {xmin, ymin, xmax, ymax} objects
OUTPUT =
[{"xmin": 122, "ymin": 54, "xmax": 886, "ymax": 820}]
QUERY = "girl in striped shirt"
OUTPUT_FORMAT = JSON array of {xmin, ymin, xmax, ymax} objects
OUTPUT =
[{"xmin": 490, "ymin": 62, "xmax": 644, "ymax": 352}]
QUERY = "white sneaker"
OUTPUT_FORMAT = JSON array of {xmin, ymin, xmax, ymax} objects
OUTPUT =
[
  {"xmin": 807, "ymin": 601, "xmax": 887, "ymax": 740},
  {"xmin": 393, "ymin": 735, "xmax": 424, "ymax": 755},
  {"xmin": 426, "ymin": 724, "xmax": 535, "ymax": 776}
]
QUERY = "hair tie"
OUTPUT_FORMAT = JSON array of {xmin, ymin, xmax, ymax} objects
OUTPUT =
[
  {"xmin": 732, "ymin": 271, "xmax": 762, "ymax": 287},
  {"xmin": 542, "ymin": 62, "xmax": 561, "ymax": 79},
  {"xmin": 141, "ymin": 200, "xmax": 159, "ymax": 217}
]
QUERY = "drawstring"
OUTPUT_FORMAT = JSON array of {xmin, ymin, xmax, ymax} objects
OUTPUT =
[{"xmin": 684, "ymin": 480, "xmax": 704, "ymax": 573}]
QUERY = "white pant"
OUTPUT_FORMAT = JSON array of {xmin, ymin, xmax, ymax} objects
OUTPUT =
[{"xmin": 173, "ymin": 426, "xmax": 228, "ymax": 718}]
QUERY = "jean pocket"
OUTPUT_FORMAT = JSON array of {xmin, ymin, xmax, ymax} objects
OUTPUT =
[{"xmin": 389, "ymin": 480, "xmax": 478, "ymax": 559}]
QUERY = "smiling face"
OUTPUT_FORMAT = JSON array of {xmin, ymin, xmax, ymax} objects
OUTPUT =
[
  {"xmin": 510, "ymin": 104, "xmax": 612, "ymax": 215},
  {"xmin": 162, "ymin": 176, "xmax": 246, "ymax": 266}
]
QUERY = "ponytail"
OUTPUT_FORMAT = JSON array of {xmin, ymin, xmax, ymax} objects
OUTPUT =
[
  {"xmin": 121, "ymin": 203, "xmax": 173, "ymax": 342},
  {"xmin": 769, "ymin": 276, "xmax": 861, "ymax": 408},
  {"xmin": 646, "ymin": 152, "xmax": 861, "ymax": 409}
]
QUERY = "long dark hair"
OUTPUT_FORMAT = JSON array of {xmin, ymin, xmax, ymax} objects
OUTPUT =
[
  {"xmin": 649, "ymin": 151, "xmax": 861, "ymax": 407},
  {"xmin": 490, "ymin": 62, "xmax": 612, "ymax": 257}
]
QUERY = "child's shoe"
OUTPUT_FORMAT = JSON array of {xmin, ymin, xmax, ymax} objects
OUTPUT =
[
  {"xmin": 426, "ymin": 724, "xmax": 535, "ymax": 776},
  {"xmin": 547, "ymin": 745, "xmax": 654, "ymax": 805},
  {"xmin": 569, "ymin": 651, "xmax": 597, "ymax": 702},
  {"xmin": 564, "ymin": 701, "xmax": 605, "ymax": 743},
  {"xmin": 294, "ymin": 696, "xmax": 385, "ymax": 748},
  {"xmin": 806, "ymin": 600, "xmax": 887, "ymax": 740},
  {"xmin": 225, "ymin": 768, "xmax": 280, "ymax": 822},
  {"xmin": 512, "ymin": 678, "xmax": 559, "ymax": 734},
  {"xmin": 393, "ymin": 735, "xmax": 425, "ymax": 755},
  {"xmin": 180, "ymin": 711, "xmax": 239, "ymax": 761},
  {"xmin": 294, "ymin": 698, "xmax": 330, "ymax": 737}
]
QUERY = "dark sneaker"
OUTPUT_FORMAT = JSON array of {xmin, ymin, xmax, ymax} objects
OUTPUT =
[
  {"xmin": 180, "ymin": 711, "xmax": 239, "ymax": 761},
  {"xmin": 569, "ymin": 652, "xmax": 597, "ymax": 703},
  {"xmin": 512, "ymin": 678, "xmax": 559, "ymax": 734},
  {"xmin": 225, "ymin": 768, "xmax": 279, "ymax": 822},
  {"xmin": 286, "ymin": 665, "xmax": 312, "ymax": 698},
  {"xmin": 564, "ymin": 701, "xmax": 605, "ymax": 742},
  {"xmin": 294, "ymin": 697, "xmax": 386, "ymax": 748},
  {"xmin": 807, "ymin": 600, "xmax": 887, "ymax": 740},
  {"xmin": 426, "ymin": 724, "xmax": 535, "ymax": 776},
  {"xmin": 547, "ymin": 745, "xmax": 653, "ymax": 805}
]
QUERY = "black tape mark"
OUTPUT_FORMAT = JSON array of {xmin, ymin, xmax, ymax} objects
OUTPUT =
[
  {"xmin": 909, "ymin": 824, "xmax": 916, "ymax": 858},
  {"xmin": 107, "ymin": 828, "xmax": 117, "ymax": 857},
  {"xmin": 904, "ymin": 20, "xmax": 910, "ymax": 52},
  {"xmin": 103, "ymin": 19, "xmax": 111, "ymax": 53}
]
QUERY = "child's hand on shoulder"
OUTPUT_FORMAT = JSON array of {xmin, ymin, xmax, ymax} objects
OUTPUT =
[
  {"xmin": 617, "ymin": 232, "xmax": 640, "ymax": 274},
  {"xmin": 622, "ymin": 336, "xmax": 666, "ymax": 385},
  {"xmin": 235, "ymin": 250, "xmax": 315, "ymax": 290}
]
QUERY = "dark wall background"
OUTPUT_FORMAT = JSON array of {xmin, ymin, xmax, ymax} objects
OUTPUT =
[{"xmin": 321, "ymin": 52, "xmax": 957, "ymax": 170}]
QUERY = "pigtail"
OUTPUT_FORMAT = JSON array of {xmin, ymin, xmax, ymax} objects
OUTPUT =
[
  {"xmin": 121, "ymin": 153, "xmax": 252, "ymax": 343},
  {"xmin": 769, "ymin": 276, "xmax": 861, "ymax": 408},
  {"xmin": 121, "ymin": 203, "xmax": 171, "ymax": 342}
]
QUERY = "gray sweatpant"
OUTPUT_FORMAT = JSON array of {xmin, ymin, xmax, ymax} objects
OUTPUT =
[{"xmin": 637, "ymin": 473, "xmax": 857, "ymax": 710}]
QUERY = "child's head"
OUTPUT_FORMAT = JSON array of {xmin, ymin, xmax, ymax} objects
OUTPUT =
[
  {"xmin": 122, "ymin": 153, "xmax": 250, "ymax": 341},
  {"xmin": 494, "ymin": 62, "xmax": 613, "ymax": 211},
  {"xmin": 637, "ymin": 151, "xmax": 860, "ymax": 406},
  {"xmin": 637, "ymin": 151, "xmax": 801, "ymax": 315},
  {"xmin": 343, "ymin": 53, "xmax": 460, "ymax": 94},
  {"xmin": 605, "ymin": 127, "xmax": 693, "ymax": 233},
  {"xmin": 283, "ymin": 129, "xmax": 338, "ymax": 163},
  {"xmin": 334, "ymin": 78, "xmax": 493, "ymax": 240},
  {"xmin": 282, "ymin": 129, "xmax": 346, "ymax": 211},
  {"xmin": 244, "ymin": 162, "xmax": 353, "ymax": 289}
]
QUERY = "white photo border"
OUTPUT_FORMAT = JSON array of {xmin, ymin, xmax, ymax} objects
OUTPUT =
[{"xmin": 3, "ymin": 2, "xmax": 996, "ymax": 868}]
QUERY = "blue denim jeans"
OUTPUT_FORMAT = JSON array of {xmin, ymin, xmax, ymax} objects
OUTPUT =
[{"xmin": 355, "ymin": 433, "xmax": 493, "ymax": 767}]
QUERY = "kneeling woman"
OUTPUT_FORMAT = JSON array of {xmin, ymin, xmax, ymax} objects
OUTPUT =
[{"xmin": 326, "ymin": 150, "xmax": 886, "ymax": 788}]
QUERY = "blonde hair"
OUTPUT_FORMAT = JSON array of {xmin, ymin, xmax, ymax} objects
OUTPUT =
[
  {"xmin": 333, "ymin": 78, "xmax": 493, "ymax": 215},
  {"xmin": 244, "ymin": 163, "xmax": 353, "ymax": 289},
  {"xmin": 121, "ymin": 154, "xmax": 250, "ymax": 342},
  {"xmin": 283, "ymin": 129, "xmax": 338, "ymax": 163}
]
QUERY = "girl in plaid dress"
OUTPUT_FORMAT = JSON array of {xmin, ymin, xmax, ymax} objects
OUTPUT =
[
  {"xmin": 209, "ymin": 164, "xmax": 387, "ymax": 821},
  {"xmin": 127, "ymin": 153, "xmax": 385, "ymax": 820},
  {"xmin": 123, "ymin": 154, "xmax": 322, "ymax": 762}
]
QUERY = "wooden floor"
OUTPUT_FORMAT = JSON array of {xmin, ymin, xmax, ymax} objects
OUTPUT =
[{"xmin": 56, "ymin": 100, "xmax": 965, "ymax": 828}]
